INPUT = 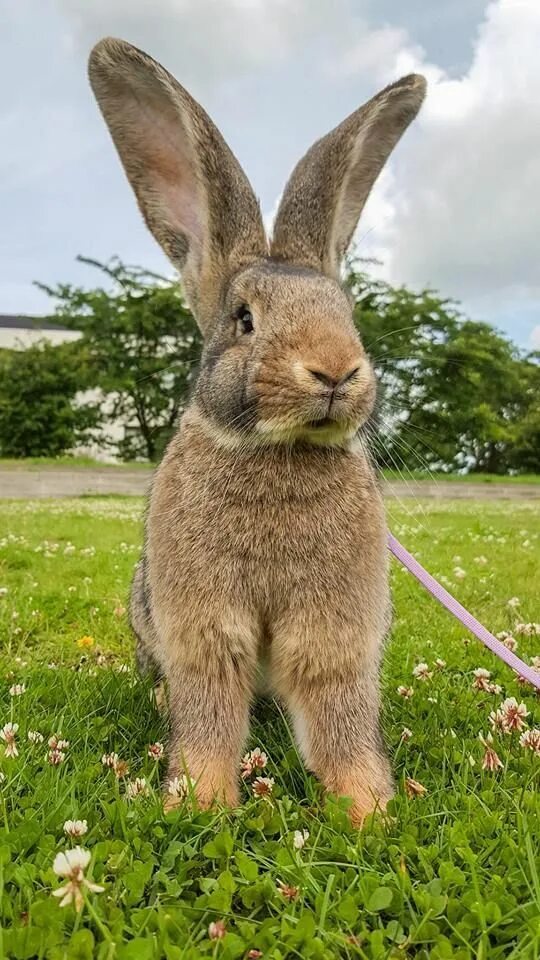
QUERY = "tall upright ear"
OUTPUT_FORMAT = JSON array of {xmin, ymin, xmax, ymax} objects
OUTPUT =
[
  {"xmin": 88, "ymin": 38, "xmax": 267, "ymax": 333},
  {"xmin": 271, "ymin": 74, "xmax": 426, "ymax": 280}
]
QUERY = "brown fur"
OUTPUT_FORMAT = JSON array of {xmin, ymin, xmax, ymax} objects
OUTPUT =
[{"xmin": 89, "ymin": 37, "xmax": 426, "ymax": 824}]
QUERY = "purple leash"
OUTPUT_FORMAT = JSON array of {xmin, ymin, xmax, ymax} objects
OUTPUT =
[{"xmin": 388, "ymin": 532, "xmax": 540, "ymax": 692}]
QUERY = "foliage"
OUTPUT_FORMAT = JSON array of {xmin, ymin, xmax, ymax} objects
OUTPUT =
[
  {"xmin": 8, "ymin": 254, "xmax": 534, "ymax": 472},
  {"xmin": 0, "ymin": 496, "xmax": 539, "ymax": 957},
  {"xmin": 0, "ymin": 340, "xmax": 101, "ymax": 459},
  {"xmin": 347, "ymin": 267, "xmax": 540, "ymax": 474},
  {"xmin": 38, "ymin": 257, "xmax": 202, "ymax": 462}
]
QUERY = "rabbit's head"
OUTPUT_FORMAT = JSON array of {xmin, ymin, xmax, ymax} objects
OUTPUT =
[{"xmin": 89, "ymin": 39, "xmax": 425, "ymax": 447}]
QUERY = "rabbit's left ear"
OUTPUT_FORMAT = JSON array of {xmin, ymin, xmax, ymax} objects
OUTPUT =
[
  {"xmin": 271, "ymin": 74, "xmax": 426, "ymax": 280},
  {"xmin": 88, "ymin": 38, "xmax": 267, "ymax": 334}
]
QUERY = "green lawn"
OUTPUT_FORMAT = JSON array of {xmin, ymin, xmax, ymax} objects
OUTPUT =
[{"xmin": 0, "ymin": 496, "xmax": 538, "ymax": 959}]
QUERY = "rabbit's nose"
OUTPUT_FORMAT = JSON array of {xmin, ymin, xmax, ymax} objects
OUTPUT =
[{"xmin": 307, "ymin": 366, "xmax": 361, "ymax": 390}]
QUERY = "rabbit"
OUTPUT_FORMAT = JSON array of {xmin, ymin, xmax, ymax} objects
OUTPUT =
[{"xmin": 89, "ymin": 37, "xmax": 426, "ymax": 826}]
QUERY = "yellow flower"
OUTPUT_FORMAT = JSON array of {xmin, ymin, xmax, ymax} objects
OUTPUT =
[{"xmin": 77, "ymin": 636, "xmax": 94, "ymax": 648}]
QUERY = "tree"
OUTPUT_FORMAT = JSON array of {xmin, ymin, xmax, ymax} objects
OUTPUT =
[
  {"xmin": 347, "ymin": 265, "xmax": 540, "ymax": 474},
  {"xmin": 38, "ymin": 257, "xmax": 202, "ymax": 461},
  {"xmin": 0, "ymin": 340, "xmax": 101, "ymax": 458}
]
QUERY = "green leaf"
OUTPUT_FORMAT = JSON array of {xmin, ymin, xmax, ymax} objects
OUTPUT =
[{"xmin": 367, "ymin": 887, "xmax": 394, "ymax": 913}]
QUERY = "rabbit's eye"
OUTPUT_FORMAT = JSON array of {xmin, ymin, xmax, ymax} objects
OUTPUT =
[{"xmin": 236, "ymin": 305, "xmax": 254, "ymax": 335}]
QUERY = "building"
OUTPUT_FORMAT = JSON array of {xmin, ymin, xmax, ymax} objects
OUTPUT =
[{"xmin": 0, "ymin": 314, "xmax": 81, "ymax": 349}]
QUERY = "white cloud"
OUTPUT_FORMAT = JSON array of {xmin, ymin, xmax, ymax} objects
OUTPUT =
[
  {"xmin": 530, "ymin": 325, "xmax": 540, "ymax": 350},
  {"xmin": 55, "ymin": 0, "xmax": 359, "ymax": 91},
  {"xmin": 358, "ymin": 0, "xmax": 540, "ymax": 311}
]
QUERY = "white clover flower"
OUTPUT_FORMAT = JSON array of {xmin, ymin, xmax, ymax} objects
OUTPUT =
[
  {"xmin": 147, "ymin": 742, "xmax": 164, "ymax": 761},
  {"xmin": 52, "ymin": 847, "xmax": 103, "ymax": 911},
  {"xmin": 9, "ymin": 684, "xmax": 26, "ymax": 697},
  {"xmin": 412, "ymin": 662, "xmax": 432, "ymax": 681},
  {"xmin": 63, "ymin": 819, "xmax": 88, "ymax": 839},
  {"xmin": 252, "ymin": 776, "xmax": 274, "ymax": 798},
  {"xmin": 1, "ymin": 722, "xmax": 19, "ymax": 758},
  {"xmin": 519, "ymin": 729, "xmax": 540, "ymax": 754},
  {"xmin": 167, "ymin": 775, "xmax": 194, "ymax": 801},
  {"xmin": 293, "ymin": 829, "xmax": 309, "ymax": 850},
  {"xmin": 125, "ymin": 777, "xmax": 149, "ymax": 800},
  {"xmin": 28, "ymin": 730, "xmax": 44, "ymax": 744}
]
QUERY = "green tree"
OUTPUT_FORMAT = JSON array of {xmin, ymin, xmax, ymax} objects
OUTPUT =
[
  {"xmin": 38, "ymin": 257, "xmax": 202, "ymax": 461},
  {"xmin": 0, "ymin": 340, "xmax": 100, "ymax": 458},
  {"xmin": 347, "ymin": 265, "xmax": 540, "ymax": 474}
]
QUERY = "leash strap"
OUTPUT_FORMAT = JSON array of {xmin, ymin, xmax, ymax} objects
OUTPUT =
[{"xmin": 388, "ymin": 533, "xmax": 540, "ymax": 691}]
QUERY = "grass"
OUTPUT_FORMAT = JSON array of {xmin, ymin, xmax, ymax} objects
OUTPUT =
[
  {"xmin": 382, "ymin": 471, "xmax": 540, "ymax": 485},
  {"xmin": 0, "ymin": 457, "xmax": 153, "ymax": 470},
  {"xmin": 0, "ymin": 495, "xmax": 539, "ymax": 959}
]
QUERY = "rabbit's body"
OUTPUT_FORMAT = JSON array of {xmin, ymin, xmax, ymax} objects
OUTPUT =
[
  {"xmin": 89, "ymin": 37, "xmax": 425, "ymax": 823},
  {"xmin": 131, "ymin": 405, "xmax": 392, "ymax": 821}
]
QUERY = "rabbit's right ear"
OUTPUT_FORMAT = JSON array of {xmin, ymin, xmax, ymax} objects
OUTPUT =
[{"xmin": 88, "ymin": 38, "xmax": 267, "ymax": 334}]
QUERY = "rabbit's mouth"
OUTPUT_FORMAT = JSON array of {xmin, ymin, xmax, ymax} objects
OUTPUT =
[{"xmin": 306, "ymin": 416, "xmax": 335, "ymax": 429}]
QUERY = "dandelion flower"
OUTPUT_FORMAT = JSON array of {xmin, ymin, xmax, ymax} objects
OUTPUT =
[
  {"xmin": 52, "ymin": 847, "xmax": 103, "ymax": 912},
  {"xmin": 77, "ymin": 636, "xmax": 94, "ymax": 649},
  {"xmin": 63, "ymin": 820, "xmax": 88, "ymax": 839}
]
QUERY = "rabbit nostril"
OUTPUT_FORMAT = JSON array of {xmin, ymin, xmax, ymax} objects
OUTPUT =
[
  {"xmin": 307, "ymin": 369, "xmax": 339, "ymax": 389},
  {"xmin": 339, "ymin": 365, "xmax": 361, "ymax": 385},
  {"xmin": 307, "ymin": 366, "xmax": 361, "ymax": 389}
]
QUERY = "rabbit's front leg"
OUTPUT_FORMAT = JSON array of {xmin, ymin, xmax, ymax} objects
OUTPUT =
[
  {"xmin": 163, "ymin": 639, "xmax": 255, "ymax": 813},
  {"xmin": 273, "ymin": 634, "xmax": 393, "ymax": 826}
]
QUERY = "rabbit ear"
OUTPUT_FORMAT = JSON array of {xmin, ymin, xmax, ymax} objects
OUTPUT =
[
  {"xmin": 88, "ymin": 38, "xmax": 267, "ymax": 333},
  {"xmin": 271, "ymin": 74, "xmax": 426, "ymax": 280}
]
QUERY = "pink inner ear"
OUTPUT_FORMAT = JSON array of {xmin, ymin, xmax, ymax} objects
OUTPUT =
[{"xmin": 136, "ymin": 98, "xmax": 205, "ymax": 250}]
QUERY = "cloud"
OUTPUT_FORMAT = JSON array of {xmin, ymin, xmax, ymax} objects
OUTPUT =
[
  {"xmin": 55, "ymin": 0, "xmax": 359, "ymax": 92},
  {"xmin": 530, "ymin": 325, "xmax": 540, "ymax": 350},
  {"xmin": 357, "ymin": 0, "xmax": 540, "ymax": 315}
]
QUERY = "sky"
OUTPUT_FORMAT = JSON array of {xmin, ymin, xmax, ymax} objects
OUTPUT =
[{"xmin": 1, "ymin": 0, "xmax": 539, "ymax": 350}]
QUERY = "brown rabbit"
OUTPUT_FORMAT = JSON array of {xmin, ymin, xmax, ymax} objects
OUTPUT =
[{"xmin": 89, "ymin": 38, "xmax": 426, "ymax": 826}]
